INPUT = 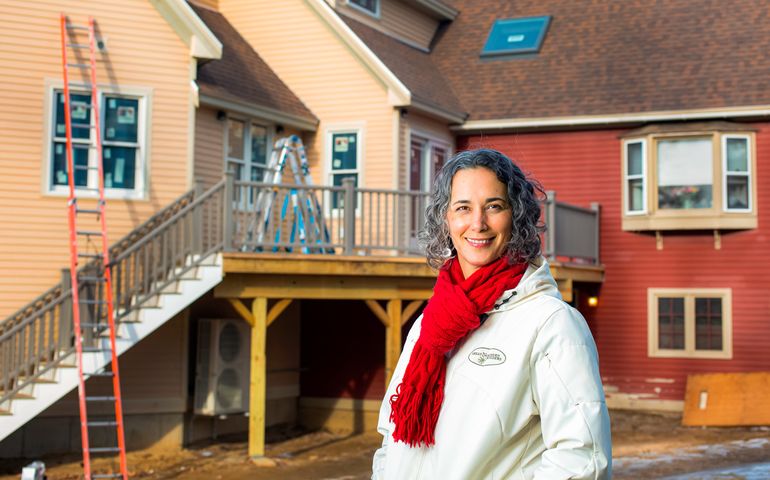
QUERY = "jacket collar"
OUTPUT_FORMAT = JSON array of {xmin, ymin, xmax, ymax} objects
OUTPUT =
[{"xmin": 487, "ymin": 256, "xmax": 562, "ymax": 314}]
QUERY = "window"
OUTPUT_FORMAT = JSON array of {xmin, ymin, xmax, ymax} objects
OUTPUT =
[
  {"xmin": 648, "ymin": 288, "xmax": 732, "ymax": 359},
  {"xmin": 328, "ymin": 130, "xmax": 360, "ymax": 209},
  {"xmin": 348, "ymin": 0, "xmax": 379, "ymax": 17},
  {"xmin": 409, "ymin": 135, "xmax": 449, "ymax": 191},
  {"xmin": 481, "ymin": 16, "xmax": 551, "ymax": 57},
  {"xmin": 621, "ymin": 124, "xmax": 756, "ymax": 231},
  {"xmin": 225, "ymin": 118, "xmax": 270, "ymax": 183},
  {"xmin": 49, "ymin": 89, "xmax": 146, "ymax": 197},
  {"xmin": 624, "ymin": 140, "xmax": 646, "ymax": 214}
]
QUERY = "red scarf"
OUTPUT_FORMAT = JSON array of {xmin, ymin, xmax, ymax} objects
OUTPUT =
[{"xmin": 389, "ymin": 256, "xmax": 527, "ymax": 447}]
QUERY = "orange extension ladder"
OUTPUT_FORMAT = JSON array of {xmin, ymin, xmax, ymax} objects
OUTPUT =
[{"xmin": 59, "ymin": 14, "xmax": 129, "ymax": 480}]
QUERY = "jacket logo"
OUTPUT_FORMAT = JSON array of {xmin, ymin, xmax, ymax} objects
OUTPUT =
[{"xmin": 468, "ymin": 347, "xmax": 506, "ymax": 366}]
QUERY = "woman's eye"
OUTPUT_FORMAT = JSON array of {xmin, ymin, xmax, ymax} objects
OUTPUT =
[{"xmin": 487, "ymin": 204, "xmax": 503, "ymax": 210}]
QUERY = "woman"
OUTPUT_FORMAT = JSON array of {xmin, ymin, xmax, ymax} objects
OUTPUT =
[{"xmin": 372, "ymin": 149, "xmax": 611, "ymax": 479}]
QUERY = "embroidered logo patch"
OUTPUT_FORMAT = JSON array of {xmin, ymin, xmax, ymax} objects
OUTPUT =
[{"xmin": 468, "ymin": 347, "xmax": 506, "ymax": 366}]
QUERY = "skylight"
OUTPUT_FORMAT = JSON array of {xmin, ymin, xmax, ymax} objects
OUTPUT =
[{"xmin": 481, "ymin": 16, "xmax": 551, "ymax": 57}]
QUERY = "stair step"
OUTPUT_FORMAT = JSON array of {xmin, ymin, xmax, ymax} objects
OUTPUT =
[
  {"xmin": 86, "ymin": 396, "xmax": 116, "ymax": 402},
  {"xmin": 87, "ymin": 420, "xmax": 118, "ymax": 427},
  {"xmin": 89, "ymin": 447, "xmax": 121, "ymax": 453},
  {"xmin": 13, "ymin": 392, "xmax": 34, "ymax": 400},
  {"xmin": 92, "ymin": 473, "xmax": 124, "ymax": 479},
  {"xmin": 31, "ymin": 377, "xmax": 58, "ymax": 384},
  {"xmin": 86, "ymin": 371, "xmax": 114, "ymax": 378}
]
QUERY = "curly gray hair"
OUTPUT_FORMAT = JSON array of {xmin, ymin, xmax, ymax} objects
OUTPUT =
[{"xmin": 420, "ymin": 148, "xmax": 546, "ymax": 269}]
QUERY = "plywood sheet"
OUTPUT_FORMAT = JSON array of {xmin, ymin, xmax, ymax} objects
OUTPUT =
[{"xmin": 682, "ymin": 372, "xmax": 770, "ymax": 426}]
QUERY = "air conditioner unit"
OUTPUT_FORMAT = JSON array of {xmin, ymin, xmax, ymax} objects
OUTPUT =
[{"xmin": 194, "ymin": 319, "xmax": 250, "ymax": 416}]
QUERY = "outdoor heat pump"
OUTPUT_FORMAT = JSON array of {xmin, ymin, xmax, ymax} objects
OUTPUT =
[{"xmin": 193, "ymin": 319, "xmax": 250, "ymax": 415}]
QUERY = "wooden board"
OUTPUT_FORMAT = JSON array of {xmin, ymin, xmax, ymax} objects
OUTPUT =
[{"xmin": 682, "ymin": 372, "xmax": 770, "ymax": 426}]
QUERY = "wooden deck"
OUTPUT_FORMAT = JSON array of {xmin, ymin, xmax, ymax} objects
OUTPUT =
[{"xmin": 213, "ymin": 252, "xmax": 604, "ymax": 457}]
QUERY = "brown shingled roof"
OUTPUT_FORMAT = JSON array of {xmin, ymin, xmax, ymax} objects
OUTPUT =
[
  {"xmin": 340, "ymin": 15, "xmax": 465, "ymax": 120},
  {"xmin": 431, "ymin": 0, "xmax": 770, "ymax": 121},
  {"xmin": 190, "ymin": 4, "xmax": 317, "ymax": 126}
]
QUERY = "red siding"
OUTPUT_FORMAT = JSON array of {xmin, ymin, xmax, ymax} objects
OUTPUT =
[{"xmin": 458, "ymin": 126, "xmax": 770, "ymax": 402}]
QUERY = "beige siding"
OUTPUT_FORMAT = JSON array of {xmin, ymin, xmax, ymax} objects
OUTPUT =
[
  {"xmin": 334, "ymin": 0, "xmax": 438, "ymax": 51},
  {"xmin": 0, "ymin": 1, "xmax": 193, "ymax": 317},
  {"xmin": 194, "ymin": 106, "xmax": 225, "ymax": 188},
  {"xmin": 218, "ymin": 0, "xmax": 395, "ymax": 191}
]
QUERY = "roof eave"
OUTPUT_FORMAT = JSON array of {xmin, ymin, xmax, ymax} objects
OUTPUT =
[
  {"xmin": 200, "ymin": 94, "xmax": 319, "ymax": 132},
  {"xmin": 410, "ymin": 98, "xmax": 466, "ymax": 124},
  {"xmin": 412, "ymin": 0, "xmax": 458, "ymax": 21},
  {"xmin": 305, "ymin": 0, "xmax": 411, "ymax": 106},
  {"xmin": 151, "ymin": 0, "xmax": 222, "ymax": 59},
  {"xmin": 452, "ymin": 106, "xmax": 770, "ymax": 133}
]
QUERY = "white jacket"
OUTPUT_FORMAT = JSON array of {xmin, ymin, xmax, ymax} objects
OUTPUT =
[{"xmin": 372, "ymin": 257, "xmax": 611, "ymax": 479}]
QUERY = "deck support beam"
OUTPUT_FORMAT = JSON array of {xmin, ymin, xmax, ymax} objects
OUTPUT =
[
  {"xmin": 249, "ymin": 297, "xmax": 268, "ymax": 458},
  {"xmin": 365, "ymin": 299, "xmax": 425, "ymax": 386}
]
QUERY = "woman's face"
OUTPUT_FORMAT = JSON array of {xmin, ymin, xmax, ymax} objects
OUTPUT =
[{"xmin": 446, "ymin": 167, "xmax": 513, "ymax": 278}]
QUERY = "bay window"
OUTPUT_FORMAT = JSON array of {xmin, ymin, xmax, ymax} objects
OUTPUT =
[{"xmin": 621, "ymin": 124, "xmax": 756, "ymax": 230}]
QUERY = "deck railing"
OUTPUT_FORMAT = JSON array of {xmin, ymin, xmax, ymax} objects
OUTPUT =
[
  {"xmin": 228, "ymin": 176, "xmax": 430, "ymax": 256},
  {"xmin": 544, "ymin": 191, "xmax": 600, "ymax": 265},
  {"xmin": 0, "ymin": 176, "xmax": 600, "ymax": 410}
]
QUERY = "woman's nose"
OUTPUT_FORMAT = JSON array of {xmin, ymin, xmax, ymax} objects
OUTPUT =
[{"xmin": 470, "ymin": 209, "xmax": 488, "ymax": 231}]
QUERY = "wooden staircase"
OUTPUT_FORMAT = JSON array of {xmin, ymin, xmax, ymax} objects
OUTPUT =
[{"xmin": 0, "ymin": 181, "xmax": 227, "ymax": 443}]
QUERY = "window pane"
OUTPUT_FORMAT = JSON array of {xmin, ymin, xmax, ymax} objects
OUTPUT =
[
  {"xmin": 628, "ymin": 178, "xmax": 644, "ymax": 212},
  {"xmin": 658, "ymin": 297, "xmax": 685, "ymax": 350},
  {"xmin": 331, "ymin": 173, "xmax": 358, "ymax": 209},
  {"xmin": 251, "ymin": 166, "xmax": 265, "ymax": 182},
  {"xmin": 627, "ymin": 142, "xmax": 643, "ymax": 176},
  {"xmin": 55, "ymin": 92, "xmax": 92, "ymax": 140},
  {"xmin": 250, "ymin": 125, "xmax": 268, "ymax": 167},
  {"xmin": 228, "ymin": 120, "xmax": 245, "ymax": 159},
  {"xmin": 726, "ymin": 176, "xmax": 749, "ymax": 209},
  {"xmin": 657, "ymin": 138, "xmax": 713, "ymax": 209},
  {"xmin": 103, "ymin": 146, "xmax": 136, "ymax": 189},
  {"xmin": 332, "ymin": 133, "xmax": 357, "ymax": 170},
  {"xmin": 726, "ymin": 138, "xmax": 748, "ymax": 172},
  {"xmin": 52, "ymin": 141, "xmax": 88, "ymax": 187},
  {"xmin": 410, "ymin": 140, "xmax": 423, "ymax": 191},
  {"xmin": 227, "ymin": 161, "xmax": 243, "ymax": 181},
  {"xmin": 103, "ymin": 97, "xmax": 139, "ymax": 143},
  {"xmin": 350, "ymin": 0, "xmax": 377, "ymax": 14},
  {"xmin": 695, "ymin": 297, "xmax": 722, "ymax": 350},
  {"xmin": 433, "ymin": 147, "xmax": 446, "ymax": 178}
]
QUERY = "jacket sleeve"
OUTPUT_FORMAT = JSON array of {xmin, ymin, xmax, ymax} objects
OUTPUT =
[
  {"xmin": 371, "ymin": 317, "xmax": 423, "ymax": 480},
  {"xmin": 529, "ymin": 306, "xmax": 612, "ymax": 479}
]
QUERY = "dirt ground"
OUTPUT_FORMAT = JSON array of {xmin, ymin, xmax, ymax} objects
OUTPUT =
[{"xmin": 2, "ymin": 410, "xmax": 770, "ymax": 479}]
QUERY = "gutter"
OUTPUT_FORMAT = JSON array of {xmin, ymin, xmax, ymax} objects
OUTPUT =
[
  {"xmin": 200, "ymin": 94, "xmax": 319, "ymax": 132},
  {"xmin": 453, "ymin": 106, "xmax": 770, "ymax": 132}
]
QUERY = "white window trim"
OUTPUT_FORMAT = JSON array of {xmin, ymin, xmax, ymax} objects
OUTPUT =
[
  {"xmin": 623, "ymin": 139, "xmax": 647, "ymax": 215},
  {"xmin": 408, "ymin": 129, "xmax": 452, "ymax": 192},
  {"xmin": 324, "ymin": 125, "xmax": 364, "ymax": 217},
  {"xmin": 42, "ymin": 80, "xmax": 152, "ymax": 200},
  {"xmin": 648, "ymin": 288, "xmax": 733, "ymax": 360},
  {"xmin": 347, "ymin": 0, "xmax": 380, "ymax": 18},
  {"xmin": 721, "ymin": 134, "xmax": 752, "ymax": 213}
]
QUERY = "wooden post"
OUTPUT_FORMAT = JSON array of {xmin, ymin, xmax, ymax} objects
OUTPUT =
[
  {"xmin": 249, "ymin": 297, "xmax": 267, "ymax": 458},
  {"xmin": 385, "ymin": 299, "xmax": 402, "ymax": 387}
]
